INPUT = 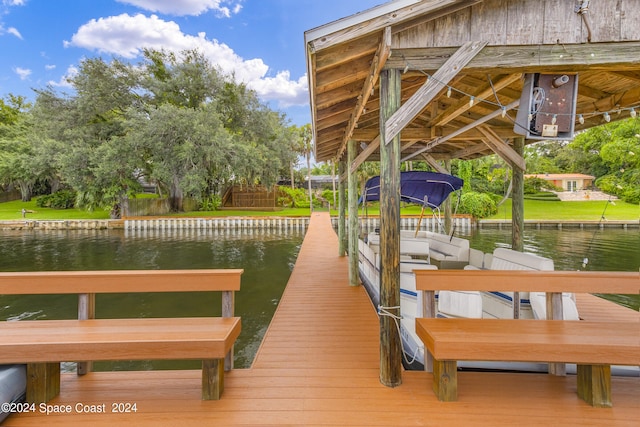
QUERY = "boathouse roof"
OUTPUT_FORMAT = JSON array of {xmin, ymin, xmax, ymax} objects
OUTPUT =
[{"xmin": 304, "ymin": 0, "xmax": 640, "ymax": 164}]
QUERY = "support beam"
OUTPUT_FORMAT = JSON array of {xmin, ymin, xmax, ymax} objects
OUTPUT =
[
  {"xmin": 511, "ymin": 137, "xmax": 524, "ymax": 321},
  {"xmin": 384, "ymin": 41, "xmax": 488, "ymax": 144},
  {"xmin": 402, "ymin": 100, "xmax": 519, "ymax": 162},
  {"xmin": 379, "ymin": 68, "xmax": 402, "ymax": 388},
  {"xmin": 512, "ymin": 137, "xmax": 525, "ymax": 253},
  {"xmin": 337, "ymin": 27, "xmax": 391, "ymax": 160},
  {"xmin": 386, "ymin": 41, "xmax": 640, "ymax": 74},
  {"xmin": 350, "ymin": 135, "xmax": 380, "ymax": 175},
  {"xmin": 477, "ymin": 125, "xmax": 526, "ymax": 171},
  {"xmin": 338, "ymin": 158, "xmax": 347, "ymax": 257},
  {"xmin": 433, "ymin": 73, "xmax": 522, "ymax": 127},
  {"xmin": 444, "ymin": 159, "xmax": 452, "ymax": 234},
  {"xmin": 347, "ymin": 140, "xmax": 359, "ymax": 286},
  {"xmin": 421, "ymin": 154, "xmax": 449, "ymax": 174}
]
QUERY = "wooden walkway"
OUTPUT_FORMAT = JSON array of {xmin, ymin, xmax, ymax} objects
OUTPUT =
[{"xmin": 4, "ymin": 212, "xmax": 639, "ymax": 426}]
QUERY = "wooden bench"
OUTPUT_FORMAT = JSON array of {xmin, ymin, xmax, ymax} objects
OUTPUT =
[
  {"xmin": 0, "ymin": 269, "xmax": 242, "ymax": 403},
  {"xmin": 414, "ymin": 269, "xmax": 639, "ymax": 407}
]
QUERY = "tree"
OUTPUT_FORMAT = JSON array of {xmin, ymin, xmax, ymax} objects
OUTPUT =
[
  {"xmin": 0, "ymin": 95, "xmax": 41, "ymax": 201},
  {"xmin": 126, "ymin": 103, "xmax": 231, "ymax": 211},
  {"xmin": 30, "ymin": 57, "xmax": 143, "ymax": 216},
  {"xmin": 570, "ymin": 118, "xmax": 640, "ymax": 203}
]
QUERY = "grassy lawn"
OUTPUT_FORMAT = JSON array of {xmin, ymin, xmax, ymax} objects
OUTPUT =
[
  {"xmin": 1, "ymin": 196, "xmax": 638, "ymax": 221},
  {"xmin": 0, "ymin": 198, "xmax": 110, "ymax": 220},
  {"xmin": 488, "ymin": 199, "xmax": 640, "ymax": 221}
]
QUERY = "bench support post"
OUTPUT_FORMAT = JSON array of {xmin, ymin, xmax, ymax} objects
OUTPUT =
[
  {"xmin": 432, "ymin": 359, "xmax": 457, "ymax": 401},
  {"xmin": 577, "ymin": 364, "xmax": 612, "ymax": 407},
  {"xmin": 222, "ymin": 290, "xmax": 234, "ymax": 371},
  {"xmin": 422, "ymin": 290, "xmax": 436, "ymax": 373},
  {"xmin": 202, "ymin": 359, "xmax": 225, "ymax": 400},
  {"xmin": 26, "ymin": 363, "xmax": 60, "ymax": 404},
  {"xmin": 77, "ymin": 292, "xmax": 96, "ymax": 376},
  {"xmin": 546, "ymin": 292, "xmax": 566, "ymax": 376}
]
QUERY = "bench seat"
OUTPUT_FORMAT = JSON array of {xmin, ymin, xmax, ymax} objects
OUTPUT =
[
  {"xmin": 0, "ymin": 317, "xmax": 241, "ymax": 403},
  {"xmin": 416, "ymin": 318, "xmax": 639, "ymax": 407}
]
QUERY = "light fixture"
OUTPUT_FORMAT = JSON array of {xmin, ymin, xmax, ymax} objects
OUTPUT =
[
  {"xmin": 578, "ymin": 114, "xmax": 585, "ymax": 124},
  {"xmin": 631, "ymin": 108, "xmax": 637, "ymax": 118},
  {"xmin": 604, "ymin": 112, "xmax": 611, "ymax": 122}
]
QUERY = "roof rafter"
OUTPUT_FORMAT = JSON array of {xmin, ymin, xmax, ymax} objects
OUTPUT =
[
  {"xmin": 384, "ymin": 41, "xmax": 488, "ymax": 144},
  {"xmin": 336, "ymin": 27, "xmax": 392, "ymax": 161},
  {"xmin": 477, "ymin": 125, "xmax": 526, "ymax": 171}
]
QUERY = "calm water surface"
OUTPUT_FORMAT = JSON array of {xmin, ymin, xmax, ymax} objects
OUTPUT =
[
  {"xmin": 0, "ymin": 228, "xmax": 304, "ymax": 370},
  {"xmin": 1, "ymin": 225, "xmax": 638, "ymax": 370},
  {"xmin": 461, "ymin": 227, "xmax": 640, "ymax": 310}
]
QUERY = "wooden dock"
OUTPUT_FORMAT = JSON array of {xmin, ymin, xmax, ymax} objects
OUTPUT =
[{"xmin": 4, "ymin": 212, "xmax": 639, "ymax": 426}]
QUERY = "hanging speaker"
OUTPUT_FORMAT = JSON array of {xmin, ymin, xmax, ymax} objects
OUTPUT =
[{"xmin": 514, "ymin": 73, "xmax": 578, "ymax": 140}]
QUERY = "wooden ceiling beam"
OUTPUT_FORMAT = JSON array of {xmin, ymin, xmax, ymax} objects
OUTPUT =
[
  {"xmin": 477, "ymin": 125, "xmax": 525, "ymax": 171},
  {"xmin": 432, "ymin": 73, "xmax": 522, "ymax": 127},
  {"xmin": 337, "ymin": 27, "xmax": 391, "ymax": 161},
  {"xmin": 402, "ymin": 100, "xmax": 519, "ymax": 162},
  {"xmin": 385, "ymin": 41, "xmax": 488, "ymax": 144},
  {"xmin": 420, "ymin": 154, "xmax": 449, "ymax": 174},
  {"xmin": 386, "ymin": 41, "xmax": 640, "ymax": 74}
]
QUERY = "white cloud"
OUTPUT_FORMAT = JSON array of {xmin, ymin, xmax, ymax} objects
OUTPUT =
[
  {"xmin": 248, "ymin": 71, "xmax": 309, "ymax": 108},
  {"xmin": 65, "ymin": 13, "xmax": 308, "ymax": 107},
  {"xmin": 116, "ymin": 0, "xmax": 243, "ymax": 17},
  {"xmin": 7, "ymin": 26, "xmax": 21, "ymax": 39},
  {"xmin": 45, "ymin": 64, "xmax": 56, "ymax": 70},
  {"xmin": 48, "ymin": 65, "xmax": 78, "ymax": 88},
  {"xmin": 14, "ymin": 66, "xmax": 31, "ymax": 80},
  {"xmin": 3, "ymin": 0, "xmax": 27, "ymax": 6}
]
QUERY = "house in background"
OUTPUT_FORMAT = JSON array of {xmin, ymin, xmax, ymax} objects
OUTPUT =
[{"xmin": 525, "ymin": 173, "xmax": 595, "ymax": 192}]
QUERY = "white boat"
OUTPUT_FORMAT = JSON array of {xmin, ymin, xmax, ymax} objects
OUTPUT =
[{"xmin": 359, "ymin": 232, "xmax": 640, "ymax": 377}]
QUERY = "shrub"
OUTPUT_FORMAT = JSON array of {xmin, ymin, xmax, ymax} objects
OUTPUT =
[
  {"xmin": 36, "ymin": 190, "xmax": 77, "ymax": 209},
  {"xmin": 524, "ymin": 192, "xmax": 560, "ymax": 201},
  {"xmin": 278, "ymin": 186, "xmax": 311, "ymax": 208},
  {"xmin": 199, "ymin": 194, "xmax": 221, "ymax": 211},
  {"xmin": 524, "ymin": 177, "xmax": 562, "ymax": 194},
  {"xmin": 458, "ymin": 191, "xmax": 497, "ymax": 218}
]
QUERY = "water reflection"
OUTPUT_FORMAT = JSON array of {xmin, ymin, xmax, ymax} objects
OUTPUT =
[{"xmin": 0, "ymin": 228, "xmax": 305, "ymax": 369}]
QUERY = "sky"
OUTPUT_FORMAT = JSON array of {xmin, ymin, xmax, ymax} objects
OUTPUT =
[{"xmin": 0, "ymin": 0, "xmax": 386, "ymax": 126}]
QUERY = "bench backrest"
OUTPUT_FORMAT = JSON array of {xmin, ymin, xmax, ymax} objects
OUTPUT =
[
  {"xmin": 414, "ymin": 269, "xmax": 639, "ymax": 294},
  {"xmin": 0, "ymin": 269, "xmax": 242, "ymax": 294}
]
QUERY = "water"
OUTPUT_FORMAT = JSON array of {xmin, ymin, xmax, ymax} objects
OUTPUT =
[
  {"xmin": 0, "ymin": 225, "xmax": 638, "ymax": 370},
  {"xmin": 459, "ymin": 227, "xmax": 640, "ymax": 310},
  {"xmin": 0, "ymin": 228, "xmax": 305, "ymax": 370}
]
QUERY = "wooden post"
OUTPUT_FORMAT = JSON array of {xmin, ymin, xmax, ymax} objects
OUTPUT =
[
  {"xmin": 443, "ymin": 159, "xmax": 452, "ymax": 234},
  {"xmin": 338, "ymin": 158, "xmax": 347, "ymax": 257},
  {"xmin": 26, "ymin": 363, "xmax": 60, "ymax": 403},
  {"xmin": 512, "ymin": 137, "xmax": 525, "ymax": 252},
  {"xmin": 202, "ymin": 359, "xmax": 224, "ymax": 400},
  {"xmin": 511, "ymin": 137, "xmax": 525, "ymax": 320},
  {"xmin": 347, "ymin": 140, "xmax": 359, "ymax": 286},
  {"xmin": 546, "ymin": 291, "xmax": 565, "ymax": 375},
  {"xmin": 379, "ymin": 68, "xmax": 402, "ymax": 387},
  {"xmin": 422, "ymin": 290, "xmax": 436, "ymax": 373},
  {"xmin": 222, "ymin": 290, "xmax": 234, "ymax": 371},
  {"xmin": 77, "ymin": 293, "xmax": 95, "ymax": 375}
]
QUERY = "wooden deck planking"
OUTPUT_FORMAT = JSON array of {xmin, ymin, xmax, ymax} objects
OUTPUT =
[
  {"xmin": 576, "ymin": 293, "xmax": 639, "ymax": 323},
  {"xmin": 4, "ymin": 212, "xmax": 639, "ymax": 426}
]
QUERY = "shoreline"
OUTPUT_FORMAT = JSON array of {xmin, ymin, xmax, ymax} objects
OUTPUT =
[{"xmin": 0, "ymin": 216, "xmax": 638, "ymax": 230}]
